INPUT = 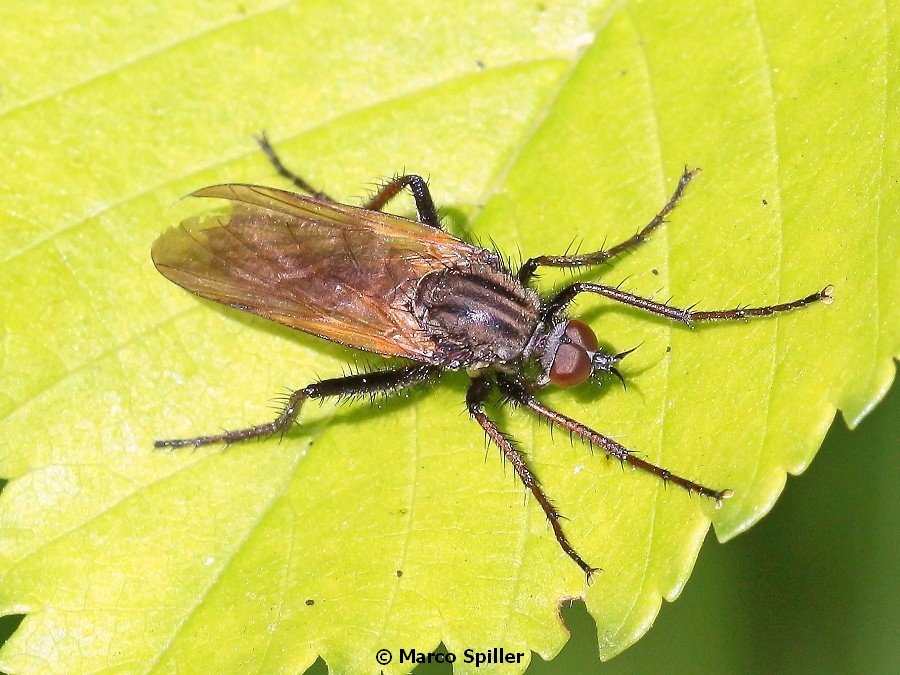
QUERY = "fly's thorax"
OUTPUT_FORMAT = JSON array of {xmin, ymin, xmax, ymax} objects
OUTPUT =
[{"xmin": 413, "ymin": 255, "xmax": 541, "ymax": 369}]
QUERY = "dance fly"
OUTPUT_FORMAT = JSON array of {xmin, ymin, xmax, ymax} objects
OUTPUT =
[{"xmin": 152, "ymin": 135, "xmax": 833, "ymax": 579}]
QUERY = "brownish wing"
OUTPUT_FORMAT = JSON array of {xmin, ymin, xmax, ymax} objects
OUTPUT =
[{"xmin": 151, "ymin": 183, "xmax": 479, "ymax": 362}]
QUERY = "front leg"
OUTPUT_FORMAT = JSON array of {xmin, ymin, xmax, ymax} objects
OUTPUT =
[
  {"xmin": 542, "ymin": 282, "xmax": 833, "ymax": 326},
  {"xmin": 497, "ymin": 374, "xmax": 733, "ymax": 504}
]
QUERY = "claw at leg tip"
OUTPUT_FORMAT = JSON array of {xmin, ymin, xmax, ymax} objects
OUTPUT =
[{"xmin": 715, "ymin": 488, "xmax": 735, "ymax": 508}]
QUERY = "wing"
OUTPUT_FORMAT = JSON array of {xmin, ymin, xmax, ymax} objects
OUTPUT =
[{"xmin": 151, "ymin": 183, "xmax": 480, "ymax": 362}]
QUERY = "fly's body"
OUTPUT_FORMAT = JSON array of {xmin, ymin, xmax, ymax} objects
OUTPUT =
[{"xmin": 153, "ymin": 134, "xmax": 832, "ymax": 579}]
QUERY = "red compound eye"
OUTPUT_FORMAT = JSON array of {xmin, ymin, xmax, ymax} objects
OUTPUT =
[
  {"xmin": 565, "ymin": 319, "xmax": 598, "ymax": 351},
  {"xmin": 549, "ymin": 320, "xmax": 598, "ymax": 387}
]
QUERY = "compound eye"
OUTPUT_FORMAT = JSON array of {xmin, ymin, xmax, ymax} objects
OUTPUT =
[
  {"xmin": 550, "ymin": 342, "xmax": 592, "ymax": 387},
  {"xmin": 565, "ymin": 319, "xmax": 598, "ymax": 352}
]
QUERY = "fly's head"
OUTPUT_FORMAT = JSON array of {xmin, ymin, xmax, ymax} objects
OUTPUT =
[{"xmin": 531, "ymin": 318, "xmax": 633, "ymax": 389}]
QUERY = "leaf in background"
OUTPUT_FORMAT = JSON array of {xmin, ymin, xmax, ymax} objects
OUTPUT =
[{"xmin": 0, "ymin": 1, "xmax": 896, "ymax": 673}]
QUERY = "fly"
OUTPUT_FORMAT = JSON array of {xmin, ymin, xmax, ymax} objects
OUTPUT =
[{"xmin": 152, "ymin": 134, "xmax": 833, "ymax": 580}]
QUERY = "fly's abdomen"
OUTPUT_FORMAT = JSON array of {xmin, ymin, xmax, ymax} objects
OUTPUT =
[{"xmin": 414, "ymin": 262, "xmax": 540, "ymax": 368}]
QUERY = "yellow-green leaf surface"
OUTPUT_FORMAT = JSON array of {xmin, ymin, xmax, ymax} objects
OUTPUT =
[{"xmin": 0, "ymin": 1, "xmax": 896, "ymax": 674}]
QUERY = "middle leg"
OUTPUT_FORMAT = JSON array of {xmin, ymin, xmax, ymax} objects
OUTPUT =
[
  {"xmin": 517, "ymin": 167, "xmax": 698, "ymax": 284},
  {"xmin": 466, "ymin": 375, "xmax": 598, "ymax": 580}
]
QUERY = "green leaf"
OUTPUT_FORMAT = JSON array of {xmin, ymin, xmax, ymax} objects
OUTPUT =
[{"xmin": 0, "ymin": 1, "xmax": 896, "ymax": 674}]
